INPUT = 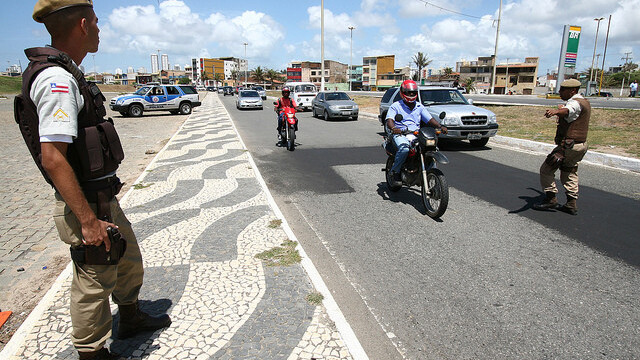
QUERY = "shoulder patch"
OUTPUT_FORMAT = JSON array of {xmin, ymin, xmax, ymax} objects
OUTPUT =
[
  {"xmin": 50, "ymin": 83, "xmax": 69, "ymax": 94},
  {"xmin": 53, "ymin": 108, "xmax": 69, "ymax": 122}
]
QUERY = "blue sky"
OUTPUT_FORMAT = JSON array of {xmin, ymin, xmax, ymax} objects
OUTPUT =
[{"xmin": 2, "ymin": 0, "xmax": 639, "ymax": 78}]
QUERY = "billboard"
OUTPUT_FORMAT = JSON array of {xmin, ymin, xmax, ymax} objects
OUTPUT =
[{"xmin": 564, "ymin": 26, "xmax": 581, "ymax": 68}]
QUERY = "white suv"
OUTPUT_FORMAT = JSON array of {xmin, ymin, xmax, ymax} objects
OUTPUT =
[
  {"xmin": 379, "ymin": 86, "xmax": 498, "ymax": 147},
  {"xmin": 110, "ymin": 85, "xmax": 201, "ymax": 117}
]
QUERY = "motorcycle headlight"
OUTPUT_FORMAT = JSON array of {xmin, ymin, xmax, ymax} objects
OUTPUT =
[
  {"xmin": 488, "ymin": 114, "xmax": 497, "ymax": 124},
  {"xmin": 426, "ymin": 139, "xmax": 436, "ymax": 147},
  {"xmin": 441, "ymin": 116, "xmax": 459, "ymax": 126}
]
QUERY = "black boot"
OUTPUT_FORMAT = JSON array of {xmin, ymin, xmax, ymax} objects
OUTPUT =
[
  {"xmin": 117, "ymin": 302, "xmax": 171, "ymax": 339},
  {"xmin": 559, "ymin": 196, "xmax": 578, "ymax": 215},
  {"xmin": 390, "ymin": 171, "xmax": 402, "ymax": 187},
  {"xmin": 78, "ymin": 348, "xmax": 120, "ymax": 360},
  {"xmin": 533, "ymin": 192, "xmax": 558, "ymax": 210}
]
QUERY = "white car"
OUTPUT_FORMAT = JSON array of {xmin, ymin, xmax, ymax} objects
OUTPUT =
[
  {"xmin": 284, "ymin": 82, "xmax": 317, "ymax": 111},
  {"xmin": 110, "ymin": 85, "xmax": 201, "ymax": 117},
  {"xmin": 236, "ymin": 90, "xmax": 263, "ymax": 110}
]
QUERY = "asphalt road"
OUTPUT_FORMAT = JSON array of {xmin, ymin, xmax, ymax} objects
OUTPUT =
[
  {"xmin": 346, "ymin": 91, "xmax": 640, "ymax": 110},
  {"xmin": 220, "ymin": 94, "xmax": 640, "ymax": 360}
]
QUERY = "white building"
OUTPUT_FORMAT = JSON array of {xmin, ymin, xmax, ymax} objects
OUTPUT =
[
  {"xmin": 150, "ymin": 54, "xmax": 159, "ymax": 73},
  {"xmin": 161, "ymin": 54, "xmax": 169, "ymax": 71}
]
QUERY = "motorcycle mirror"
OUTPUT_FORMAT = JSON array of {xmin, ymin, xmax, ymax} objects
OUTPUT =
[
  {"xmin": 394, "ymin": 114, "xmax": 403, "ymax": 122},
  {"xmin": 439, "ymin": 112, "xmax": 446, "ymax": 120},
  {"xmin": 273, "ymin": 101, "xmax": 278, "ymax": 105}
]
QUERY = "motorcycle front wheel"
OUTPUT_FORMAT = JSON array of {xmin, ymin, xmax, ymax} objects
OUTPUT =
[
  {"xmin": 422, "ymin": 168, "xmax": 449, "ymax": 218},
  {"xmin": 385, "ymin": 156, "xmax": 402, "ymax": 192},
  {"xmin": 287, "ymin": 126, "xmax": 296, "ymax": 151}
]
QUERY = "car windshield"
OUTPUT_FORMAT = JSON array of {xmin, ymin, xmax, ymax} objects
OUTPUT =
[
  {"xmin": 420, "ymin": 89, "xmax": 468, "ymax": 105},
  {"xmin": 241, "ymin": 90, "xmax": 260, "ymax": 98},
  {"xmin": 254, "ymin": 86, "xmax": 264, "ymax": 91},
  {"xmin": 325, "ymin": 92, "xmax": 350, "ymax": 101},
  {"xmin": 295, "ymin": 85, "xmax": 317, "ymax": 92},
  {"xmin": 134, "ymin": 86, "xmax": 151, "ymax": 95}
]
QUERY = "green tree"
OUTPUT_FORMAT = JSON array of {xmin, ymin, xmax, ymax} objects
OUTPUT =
[
  {"xmin": 252, "ymin": 66, "xmax": 265, "ymax": 83},
  {"xmin": 444, "ymin": 67, "xmax": 453, "ymax": 76},
  {"xmin": 230, "ymin": 70, "xmax": 239, "ymax": 81},
  {"xmin": 412, "ymin": 52, "xmax": 432, "ymax": 83},
  {"xmin": 463, "ymin": 77, "xmax": 476, "ymax": 93},
  {"xmin": 266, "ymin": 68, "xmax": 282, "ymax": 88},
  {"xmin": 214, "ymin": 73, "xmax": 224, "ymax": 83},
  {"xmin": 178, "ymin": 77, "xmax": 191, "ymax": 84}
]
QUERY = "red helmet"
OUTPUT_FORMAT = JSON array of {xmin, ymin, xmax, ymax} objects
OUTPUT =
[
  {"xmin": 400, "ymin": 80, "xmax": 418, "ymax": 103},
  {"xmin": 282, "ymin": 87, "xmax": 290, "ymax": 98}
]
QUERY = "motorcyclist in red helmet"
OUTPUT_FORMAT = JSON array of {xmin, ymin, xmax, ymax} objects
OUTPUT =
[
  {"xmin": 274, "ymin": 87, "xmax": 297, "ymax": 138},
  {"xmin": 385, "ymin": 80, "xmax": 448, "ymax": 187}
]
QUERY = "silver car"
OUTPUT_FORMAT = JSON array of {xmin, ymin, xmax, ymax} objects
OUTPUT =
[
  {"xmin": 311, "ymin": 91, "xmax": 359, "ymax": 120},
  {"xmin": 252, "ymin": 86, "xmax": 267, "ymax": 100},
  {"xmin": 236, "ymin": 90, "xmax": 263, "ymax": 110},
  {"xmin": 379, "ymin": 86, "xmax": 498, "ymax": 147}
]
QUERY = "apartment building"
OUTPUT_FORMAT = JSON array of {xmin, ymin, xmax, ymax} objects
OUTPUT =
[
  {"xmin": 362, "ymin": 55, "xmax": 394, "ymax": 91},
  {"xmin": 287, "ymin": 60, "xmax": 348, "ymax": 85},
  {"xmin": 495, "ymin": 57, "xmax": 539, "ymax": 94}
]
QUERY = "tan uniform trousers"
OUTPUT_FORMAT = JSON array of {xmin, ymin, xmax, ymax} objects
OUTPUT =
[
  {"xmin": 53, "ymin": 192, "xmax": 144, "ymax": 352},
  {"xmin": 539, "ymin": 142, "xmax": 588, "ymax": 199}
]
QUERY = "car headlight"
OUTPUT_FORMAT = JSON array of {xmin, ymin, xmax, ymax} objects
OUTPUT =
[
  {"xmin": 329, "ymin": 105, "xmax": 340, "ymax": 110},
  {"xmin": 488, "ymin": 114, "xmax": 497, "ymax": 124},
  {"xmin": 117, "ymin": 99, "xmax": 124, "ymax": 105},
  {"xmin": 353, "ymin": 105, "xmax": 359, "ymax": 110},
  {"xmin": 441, "ymin": 116, "xmax": 459, "ymax": 126}
]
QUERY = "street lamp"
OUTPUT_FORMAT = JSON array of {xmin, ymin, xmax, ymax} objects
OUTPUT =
[
  {"xmin": 490, "ymin": 0, "xmax": 503, "ymax": 94},
  {"xmin": 589, "ymin": 17, "xmax": 604, "ymax": 95},
  {"xmin": 320, "ymin": 0, "xmax": 325, "ymax": 92},
  {"xmin": 348, "ymin": 26, "xmax": 355, "ymax": 92},
  {"xmin": 243, "ymin": 42, "xmax": 248, "ymax": 86}
]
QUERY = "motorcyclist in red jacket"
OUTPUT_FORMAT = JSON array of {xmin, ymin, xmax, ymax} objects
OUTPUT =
[{"xmin": 274, "ymin": 87, "xmax": 297, "ymax": 137}]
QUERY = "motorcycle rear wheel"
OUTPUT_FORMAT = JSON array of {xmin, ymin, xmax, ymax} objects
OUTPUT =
[
  {"xmin": 422, "ymin": 168, "xmax": 448, "ymax": 218},
  {"xmin": 385, "ymin": 157, "xmax": 402, "ymax": 192},
  {"xmin": 287, "ymin": 126, "xmax": 296, "ymax": 151}
]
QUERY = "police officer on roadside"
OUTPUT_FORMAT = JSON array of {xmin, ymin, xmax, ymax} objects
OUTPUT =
[
  {"xmin": 533, "ymin": 79, "xmax": 590, "ymax": 215},
  {"xmin": 15, "ymin": 1, "xmax": 170, "ymax": 359}
]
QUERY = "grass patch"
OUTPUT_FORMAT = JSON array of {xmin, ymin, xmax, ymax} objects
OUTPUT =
[
  {"xmin": 305, "ymin": 292, "xmax": 324, "ymax": 306},
  {"xmin": 484, "ymin": 105, "xmax": 640, "ymax": 158},
  {"xmin": 255, "ymin": 240, "xmax": 301, "ymax": 267},
  {"xmin": 0, "ymin": 76, "xmax": 22, "ymax": 94},
  {"xmin": 268, "ymin": 219, "xmax": 282, "ymax": 228},
  {"xmin": 133, "ymin": 183, "xmax": 152, "ymax": 190}
]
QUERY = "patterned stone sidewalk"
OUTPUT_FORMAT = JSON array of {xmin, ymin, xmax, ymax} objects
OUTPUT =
[{"xmin": 1, "ymin": 95, "xmax": 357, "ymax": 360}]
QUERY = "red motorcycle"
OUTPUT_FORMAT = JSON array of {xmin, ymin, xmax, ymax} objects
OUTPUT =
[{"xmin": 275, "ymin": 103, "xmax": 298, "ymax": 151}]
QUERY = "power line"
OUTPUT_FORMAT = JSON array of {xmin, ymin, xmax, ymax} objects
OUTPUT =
[{"xmin": 416, "ymin": 0, "xmax": 493, "ymax": 20}]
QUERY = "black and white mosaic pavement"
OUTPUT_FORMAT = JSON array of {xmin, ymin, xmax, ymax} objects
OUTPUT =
[{"xmin": 6, "ymin": 95, "xmax": 353, "ymax": 360}]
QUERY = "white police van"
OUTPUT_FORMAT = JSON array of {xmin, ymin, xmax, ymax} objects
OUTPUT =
[
  {"xmin": 284, "ymin": 82, "xmax": 317, "ymax": 111},
  {"xmin": 110, "ymin": 84, "xmax": 201, "ymax": 117}
]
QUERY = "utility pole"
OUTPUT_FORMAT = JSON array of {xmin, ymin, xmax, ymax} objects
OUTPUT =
[
  {"xmin": 490, "ymin": 0, "xmax": 503, "ymax": 94},
  {"xmin": 321, "ymin": 0, "xmax": 325, "ymax": 92},
  {"xmin": 589, "ymin": 17, "xmax": 604, "ymax": 95},
  {"xmin": 620, "ymin": 52, "xmax": 633, "ymax": 96},
  {"xmin": 505, "ymin": 58, "xmax": 509, "ymax": 94},
  {"xmin": 348, "ymin": 26, "xmax": 355, "ymax": 92},
  {"xmin": 243, "ymin": 42, "xmax": 248, "ymax": 86},
  {"xmin": 598, "ymin": 15, "xmax": 611, "ymax": 94}
]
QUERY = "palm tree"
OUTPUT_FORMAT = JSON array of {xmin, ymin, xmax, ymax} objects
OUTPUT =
[
  {"xmin": 463, "ymin": 78, "xmax": 476, "ymax": 93},
  {"xmin": 412, "ymin": 52, "xmax": 432, "ymax": 84},
  {"xmin": 252, "ymin": 66, "xmax": 266, "ymax": 84},
  {"xmin": 230, "ymin": 69, "xmax": 239, "ymax": 81},
  {"xmin": 444, "ymin": 67, "xmax": 453, "ymax": 76},
  {"xmin": 266, "ymin": 68, "xmax": 282, "ymax": 88}
]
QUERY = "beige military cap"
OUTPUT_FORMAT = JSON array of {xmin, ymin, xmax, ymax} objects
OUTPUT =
[
  {"xmin": 33, "ymin": 0, "xmax": 93, "ymax": 22},
  {"xmin": 560, "ymin": 79, "xmax": 581, "ymax": 88}
]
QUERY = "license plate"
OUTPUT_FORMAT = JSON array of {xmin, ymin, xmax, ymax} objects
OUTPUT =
[
  {"xmin": 467, "ymin": 133, "xmax": 482, "ymax": 140},
  {"xmin": 341, "ymin": 111, "xmax": 351, "ymax": 115}
]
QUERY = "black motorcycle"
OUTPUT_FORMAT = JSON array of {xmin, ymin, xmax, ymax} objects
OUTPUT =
[{"xmin": 382, "ymin": 113, "xmax": 450, "ymax": 218}]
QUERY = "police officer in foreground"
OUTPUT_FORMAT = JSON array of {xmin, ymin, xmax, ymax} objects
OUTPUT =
[
  {"xmin": 15, "ymin": 1, "xmax": 170, "ymax": 359},
  {"xmin": 533, "ymin": 79, "xmax": 590, "ymax": 215}
]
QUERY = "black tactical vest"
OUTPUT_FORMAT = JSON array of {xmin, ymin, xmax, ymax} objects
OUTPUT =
[{"xmin": 14, "ymin": 47, "xmax": 124, "ymax": 189}]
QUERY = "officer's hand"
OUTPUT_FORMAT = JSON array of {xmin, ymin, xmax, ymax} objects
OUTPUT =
[
  {"xmin": 81, "ymin": 218, "xmax": 117, "ymax": 252},
  {"xmin": 544, "ymin": 109, "xmax": 555, "ymax": 118},
  {"xmin": 440, "ymin": 126, "xmax": 448, "ymax": 134},
  {"xmin": 391, "ymin": 127, "xmax": 402, "ymax": 134}
]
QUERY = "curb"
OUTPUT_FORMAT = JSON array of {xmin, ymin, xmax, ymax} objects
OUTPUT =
[{"xmin": 490, "ymin": 135, "xmax": 640, "ymax": 173}]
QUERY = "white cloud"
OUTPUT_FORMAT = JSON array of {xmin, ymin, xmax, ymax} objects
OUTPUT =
[{"xmin": 100, "ymin": 1, "xmax": 284, "ymax": 68}]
